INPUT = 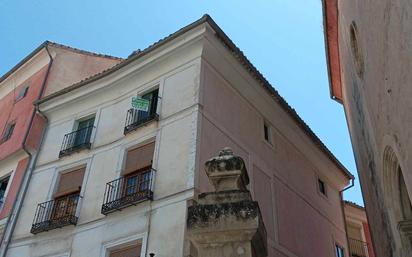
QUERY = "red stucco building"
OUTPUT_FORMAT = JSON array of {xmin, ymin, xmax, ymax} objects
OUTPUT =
[{"xmin": 0, "ymin": 42, "xmax": 121, "ymax": 249}]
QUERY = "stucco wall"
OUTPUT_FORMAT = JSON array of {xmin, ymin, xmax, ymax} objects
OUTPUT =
[
  {"xmin": 197, "ymin": 31, "xmax": 349, "ymax": 257},
  {"xmin": 44, "ymin": 47, "xmax": 121, "ymax": 97},
  {"xmin": 0, "ymin": 65, "xmax": 48, "ymax": 161},
  {"xmin": 336, "ymin": 1, "xmax": 412, "ymax": 256}
]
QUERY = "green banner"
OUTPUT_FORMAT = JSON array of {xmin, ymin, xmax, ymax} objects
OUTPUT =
[{"xmin": 132, "ymin": 97, "xmax": 150, "ymax": 111}]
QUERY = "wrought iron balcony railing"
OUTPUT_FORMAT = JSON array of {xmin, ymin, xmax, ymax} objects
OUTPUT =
[
  {"xmin": 101, "ymin": 168, "xmax": 155, "ymax": 215},
  {"xmin": 348, "ymin": 238, "xmax": 369, "ymax": 257},
  {"xmin": 31, "ymin": 194, "xmax": 81, "ymax": 234},
  {"xmin": 124, "ymin": 108, "xmax": 159, "ymax": 135},
  {"xmin": 59, "ymin": 126, "xmax": 94, "ymax": 157}
]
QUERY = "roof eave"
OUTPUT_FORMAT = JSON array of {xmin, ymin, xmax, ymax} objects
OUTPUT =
[{"xmin": 322, "ymin": 0, "xmax": 343, "ymax": 103}]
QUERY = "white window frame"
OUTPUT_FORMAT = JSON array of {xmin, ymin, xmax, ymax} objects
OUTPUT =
[{"xmin": 100, "ymin": 233, "xmax": 147, "ymax": 257}]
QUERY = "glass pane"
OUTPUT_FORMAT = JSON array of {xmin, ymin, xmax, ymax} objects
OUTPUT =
[{"xmin": 74, "ymin": 117, "xmax": 95, "ymax": 146}]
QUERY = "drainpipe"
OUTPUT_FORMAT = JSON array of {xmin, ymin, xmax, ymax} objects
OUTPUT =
[
  {"xmin": 0, "ymin": 45, "xmax": 53, "ymax": 257},
  {"xmin": 340, "ymin": 177, "xmax": 355, "ymax": 256}
]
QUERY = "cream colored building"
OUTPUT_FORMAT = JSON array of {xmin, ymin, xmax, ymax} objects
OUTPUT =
[
  {"xmin": 344, "ymin": 201, "xmax": 375, "ymax": 257},
  {"xmin": 6, "ymin": 15, "xmax": 352, "ymax": 257}
]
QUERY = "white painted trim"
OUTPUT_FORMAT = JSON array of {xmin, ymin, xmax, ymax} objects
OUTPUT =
[{"xmin": 99, "ymin": 230, "xmax": 147, "ymax": 257}]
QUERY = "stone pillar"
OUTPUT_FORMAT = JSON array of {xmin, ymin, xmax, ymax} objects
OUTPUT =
[{"xmin": 187, "ymin": 148, "xmax": 267, "ymax": 257}]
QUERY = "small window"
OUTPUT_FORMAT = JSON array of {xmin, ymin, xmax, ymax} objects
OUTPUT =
[
  {"xmin": 335, "ymin": 244, "xmax": 344, "ymax": 257},
  {"xmin": 318, "ymin": 178, "xmax": 327, "ymax": 196},
  {"xmin": 263, "ymin": 122, "xmax": 272, "ymax": 144},
  {"xmin": 0, "ymin": 176, "xmax": 10, "ymax": 208},
  {"xmin": 15, "ymin": 84, "xmax": 29, "ymax": 102},
  {"xmin": 1, "ymin": 122, "xmax": 15, "ymax": 142}
]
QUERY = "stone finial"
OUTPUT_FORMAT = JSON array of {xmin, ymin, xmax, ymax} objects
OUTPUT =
[{"xmin": 205, "ymin": 147, "xmax": 249, "ymax": 192}]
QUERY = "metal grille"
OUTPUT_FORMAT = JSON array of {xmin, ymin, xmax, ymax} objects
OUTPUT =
[
  {"xmin": 31, "ymin": 194, "xmax": 81, "ymax": 234},
  {"xmin": 59, "ymin": 126, "xmax": 94, "ymax": 157},
  {"xmin": 348, "ymin": 238, "xmax": 369, "ymax": 257},
  {"xmin": 124, "ymin": 108, "xmax": 159, "ymax": 135},
  {"xmin": 101, "ymin": 168, "xmax": 155, "ymax": 215}
]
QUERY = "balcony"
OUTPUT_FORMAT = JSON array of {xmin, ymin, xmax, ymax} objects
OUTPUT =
[
  {"xmin": 59, "ymin": 126, "xmax": 94, "ymax": 157},
  {"xmin": 31, "ymin": 194, "xmax": 81, "ymax": 234},
  {"xmin": 348, "ymin": 238, "xmax": 370, "ymax": 257},
  {"xmin": 101, "ymin": 168, "xmax": 155, "ymax": 215},
  {"xmin": 124, "ymin": 108, "xmax": 159, "ymax": 135}
]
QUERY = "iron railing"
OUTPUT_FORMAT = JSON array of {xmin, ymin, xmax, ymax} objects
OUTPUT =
[
  {"xmin": 59, "ymin": 126, "xmax": 94, "ymax": 157},
  {"xmin": 124, "ymin": 108, "xmax": 159, "ymax": 135},
  {"xmin": 349, "ymin": 238, "xmax": 369, "ymax": 257},
  {"xmin": 31, "ymin": 194, "xmax": 81, "ymax": 234},
  {"xmin": 101, "ymin": 168, "xmax": 155, "ymax": 215}
]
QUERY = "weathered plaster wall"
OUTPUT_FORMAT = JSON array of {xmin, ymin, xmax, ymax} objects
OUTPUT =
[
  {"xmin": 337, "ymin": 1, "xmax": 412, "ymax": 256},
  {"xmin": 0, "ymin": 65, "xmax": 48, "ymax": 161},
  {"xmin": 197, "ymin": 30, "xmax": 350, "ymax": 257}
]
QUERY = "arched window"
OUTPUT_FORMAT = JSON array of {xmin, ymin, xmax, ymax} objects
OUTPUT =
[
  {"xmin": 383, "ymin": 147, "xmax": 412, "ymax": 251},
  {"xmin": 399, "ymin": 167, "xmax": 412, "ymax": 220},
  {"xmin": 349, "ymin": 22, "xmax": 364, "ymax": 79}
]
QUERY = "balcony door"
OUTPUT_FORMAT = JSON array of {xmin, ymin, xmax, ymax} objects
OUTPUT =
[
  {"xmin": 122, "ymin": 142, "xmax": 155, "ymax": 197},
  {"xmin": 74, "ymin": 117, "xmax": 95, "ymax": 147},
  {"xmin": 136, "ymin": 89, "xmax": 158, "ymax": 122},
  {"xmin": 52, "ymin": 167, "xmax": 85, "ymax": 219}
]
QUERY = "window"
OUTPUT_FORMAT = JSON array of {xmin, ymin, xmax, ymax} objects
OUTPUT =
[
  {"xmin": 1, "ymin": 122, "xmax": 15, "ymax": 142},
  {"xmin": 123, "ymin": 142, "xmax": 155, "ymax": 195},
  {"xmin": 349, "ymin": 22, "xmax": 364, "ymax": 79},
  {"xmin": 263, "ymin": 121, "xmax": 272, "ymax": 144},
  {"xmin": 109, "ymin": 244, "xmax": 141, "ymax": 257},
  {"xmin": 125, "ymin": 89, "xmax": 159, "ymax": 134},
  {"xmin": 52, "ymin": 167, "xmax": 85, "ymax": 219},
  {"xmin": 15, "ymin": 84, "xmax": 29, "ymax": 102},
  {"xmin": 0, "ymin": 176, "xmax": 10, "ymax": 208},
  {"xmin": 140, "ymin": 89, "xmax": 159, "ymax": 119},
  {"xmin": 101, "ymin": 142, "xmax": 155, "ymax": 215},
  {"xmin": 74, "ymin": 116, "xmax": 95, "ymax": 147},
  {"xmin": 318, "ymin": 178, "xmax": 327, "ymax": 196},
  {"xmin": 335, "ymin": 244, "xmax": 344, "ymax": 257}
]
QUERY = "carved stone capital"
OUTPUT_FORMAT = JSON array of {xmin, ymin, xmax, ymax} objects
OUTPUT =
[{"xmin": 205, "ymin": 147, "xmax": 249, "ymax": 191}]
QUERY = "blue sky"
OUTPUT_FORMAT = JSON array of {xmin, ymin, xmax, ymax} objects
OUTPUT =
[{"xmin": 0, "ymin": 0, "xmax": 363, "ymax": 205}]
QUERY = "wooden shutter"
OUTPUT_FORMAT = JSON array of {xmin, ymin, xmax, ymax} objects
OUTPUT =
[
  {"xmin": 124, "ymin": 142, "xmax": 155, "ymax": 175},
  {"xmin": 110, "ymin": 244, "xmax": 141, "ymax": 257},
  {"xmin": 54, "ymin": 167, "xmax": 85, "ymax": 197}
]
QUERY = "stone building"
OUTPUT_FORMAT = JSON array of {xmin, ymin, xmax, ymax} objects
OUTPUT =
[
  {"xmin": 0, "ymin": 42, "xmax": 120, "ymax": 253},
  {"xmin": 323, "ymin": 0, "xmax": 412, "ymax": 256},
  {"xmin": 5, "ymin": 15, "xmax": 352, "ymax": 257},
  {"xmin": 343, "ymin": 201, "xmax": 375, "ymax": 257}
]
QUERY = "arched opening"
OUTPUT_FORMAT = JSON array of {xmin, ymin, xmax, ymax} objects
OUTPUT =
[
  {"xmin": 383, "ymin": 147, "xmax": 412, "ymax": 251},
  {"xmin": 349, "ymin": 22, "xmax": 364, "ymax": 79},
  {"xmin": 399, "ymin": 167, "xmax": 412, "ymax": 220}
]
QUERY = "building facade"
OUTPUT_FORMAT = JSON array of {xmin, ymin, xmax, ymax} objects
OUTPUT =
[
  {"xmin": 344, "ymin": 201, "xmax": 375, "ymax": 257},
  {"xmin": 323, "ymin": 1, "xmax": 412, "ymax": 256},
  {"xmin": 6, "ymin": 15, "xmax": 352, "ymax": 257},
  {"xmin": 0, "ymin": 42, "xmax": 121, "ymax": 251}
]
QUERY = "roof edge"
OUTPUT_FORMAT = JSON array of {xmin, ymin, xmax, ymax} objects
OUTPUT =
[
  {"xmin": 322, "ymin": 0, "xmax": 343, "ymax": 103},
  {"xmin": 0, "ymin": 41, "xmax": 122, "ymax": 84},
  {"xmin": 344, "ymin": 200, "xmax": 365, "ymax": 210}
]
